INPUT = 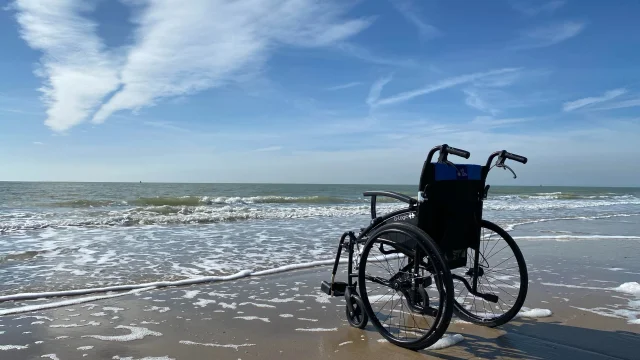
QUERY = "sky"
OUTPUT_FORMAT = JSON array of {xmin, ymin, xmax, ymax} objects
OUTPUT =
[{"xmin": 0, "ymin": 0, "xmax": 639, "ymax": 186}]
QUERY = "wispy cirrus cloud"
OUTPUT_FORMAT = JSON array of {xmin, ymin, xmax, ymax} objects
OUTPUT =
[
  {"xmin": 335, "ymin": 42, "xmax": 418, "ymax": 68},
  {"xmin": 325, "ymin": 82, "xmax": 362, "ymax": 91},
  {"xmin": 389, "ymin": 0, "xmax": 440, "ymax": 39},
  {"xmin": 92, "ymin": 0, "xmax": 374, "ymax": 124},
  {"xmin": 11, "ymin": 0, "xmax": 120, "ymax": 132},
  {"xmin": 12, "ymin": 0, "xmax": 374, "ymax": 131},
  {"xmin": 563, "ymin": 88, "xmax": 627, "ymax": 111},
  {"xmin": 370, "ymin": 68, "xmax": 520, "ymax": 108},
  {"xmin": 366, "ymin": 74, "xmax": 394, "ymax": 107},
  {"xmin": 514, "ymin": 21, "xmax": 585, "ymax": 49},
  {"xmin": 143, "ymin": 121, "xmax": 193, "ymax": 133},
  {"xmin": 254, "ymin": 146, "xmax": 282, "ymax": 152},
  {"xmin": 509, "ymin": 0, "xmax": 566, "ymax": 16},
  {"xmin": 470, "ymin": 116, "xmax": 531, "ymax": 128},
  {"xmin": 591, "ymin": 98, "xmax": 640, "ymax": 111},
  {"xmin": 464, "ymin": 89, "xmax": 500, "ymax": 115}
]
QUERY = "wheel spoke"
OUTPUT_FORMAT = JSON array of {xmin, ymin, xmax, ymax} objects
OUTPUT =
[
  {"xmin": 451, "ymin": 221, "xmax": 527, "ymax": 326},
  {"xmin": 359, "ymin": 224, "xmax": 452, "ymax": 347}
]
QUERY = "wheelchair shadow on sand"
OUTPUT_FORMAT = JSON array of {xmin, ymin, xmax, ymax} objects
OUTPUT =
[{"xmin": 358, "ymin": 318, "xmax": 639, "ymax": 360}]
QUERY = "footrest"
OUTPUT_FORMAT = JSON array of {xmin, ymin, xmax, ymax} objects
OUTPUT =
[
  {"xmin": 478, "ymin": 293, "xmax": 499, "ymax": 303},
  {"xmin": 320, "ymin": 281, "xmax": 347, "ymax": 297}
]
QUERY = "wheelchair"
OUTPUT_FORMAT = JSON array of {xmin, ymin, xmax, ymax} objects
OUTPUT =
[{"xmin": 320, "ymin": 144, "xmax": 529, "ymax": 350}]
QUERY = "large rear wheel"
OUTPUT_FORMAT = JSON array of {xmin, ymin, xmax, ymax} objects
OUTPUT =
[
  {"xmin": 358, "ymin": 222, "xmax": 454, "ymax": 350},
  {"xmin": 451, "ymin": 220, "xmax": 528, "ymax": 327}
]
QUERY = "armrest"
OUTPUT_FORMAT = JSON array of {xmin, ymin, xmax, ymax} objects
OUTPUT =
[
  {"xmin": 363, "ymin": 191, "xmax": 417, "ymax": 219},
  {"xmin": 363, "ymin": 191, "xmax": 417, "ymax": 205}
]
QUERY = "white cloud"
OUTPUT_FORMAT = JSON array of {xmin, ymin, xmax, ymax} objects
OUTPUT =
[
  {"xmin": 372, "ymin": 68, "xmax": 520, "ymax": 107},
  {"xmin": 563, "ymin": 88, "xmax": 627, "ymax": 112},
  {"xmin": 255, "ymin": 146, "xmax": 282, "ymax": 152},
  {"xmin": 389, "ymin": 0, "xmax": 440, "ymax": 39},
  {"xmin": 11, "ymin": 0, "xmax": 121, "ymax": 132},
  {"xmin": 366, "ymin": 74, "xmax": 394, "ymax": 107},
  {"xmin": 12, "ymin": 0, "xmax": 373, "ymax": 131},
  {"xmin": 515, "ymin": 21, "xmax": 585, "ymax": 49},
  {"xmin": 143, "ymin": 121, "xmax": 192, "ymax": 133},
  {"xmin": 325, "ymin": 82, "xmax": 362, "ymax": 91},
  {"xmin": 470, "ymin": 116, "xmax": 531, "ymax": 128},
  {"xmin": 591, "ymin": 98, "xmax": 640, "ymax": 111},
  {"xmin": 464, "ymin": 89, "xmax": 499, "ymax": 115},
  {"xmin": 334, "ymin": 42, "xmax": 418, "ymax": 68},
  {"xmin": 92, "ymin": 0, "xmax": 373, "ymax": 124},
  {"xmin": 33, "ymin": 141, "xmax": 44, "ymax": 145},
  {"xmin": 510, "ymin": 0, "xmax": 566, "ymax": 16}
]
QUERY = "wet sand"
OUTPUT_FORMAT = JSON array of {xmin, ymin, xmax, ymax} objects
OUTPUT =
[{"xmin": 1, "ymin": 239, "xmax": 639, "ymax": 359}]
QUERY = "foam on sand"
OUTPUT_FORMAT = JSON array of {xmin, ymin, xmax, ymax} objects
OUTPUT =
[
  {"xmin": 41, "ymin": 355, "xmax": 60, "ymax": 360},
  {"xmin": 182, "ymin": 290, "xmax": 200, "ymax": 299},
  {"xmin": 233, "ymin": 316, "xmax": 270, "ymax": 322},
  {"xmin": 0, "ymin": 251, "xmax": 403, "ymax": 315},
  {"xmin": 376, "ymin": 334, "xmax": 464, "ymax": 350},
  {"xmin": 0, "ymin": 270, "xmax": 252, "ymax": 302},
  {"xmin": 179, "ymin": 340, "xmax": 255, "ymax": 351},
  {"xmin": 516, "ymin": 308, "xmax": 553, "ymax": 318},
  {"xmin": 0, "ymin": 287, "xmax": 155, "ymax": 316},
  {"xmin": 542, "ymin": 281, "xmax": 640, "ymax": 296},
  {"xmin": 295, "ymin": 327, "xmax": 338, "ymax": 332},
  {"xmin": 238, "ymin": 302, "xmax": 275, "ymax": 308},
  {"xmin": 193, "ymin": 299, "xmax": 216, "ymax": 308},
  {"xmin": 50, "ymin": 321, "xmax": 101, "ymax": 328},
  {"xmin": 81, "ymin": 325, "xmax": 162, "ymax": 342},
  {"xmin": 427, "ymin": 334, "xmax": 465, "ymax": 350},
  {"xmin": 0, "ymin": 345, "xmax": 29, "ymax": 350},
  {"xmin": 613, "ymin": 282, "xmax": 640, "ymax": 296},
  {"xmin": 113, "ymin": 356, "xmax": 175, "ymax": 360},
  {"xmin": 513, "ymin": 235, "xmax": 640, "ymax": 241}
]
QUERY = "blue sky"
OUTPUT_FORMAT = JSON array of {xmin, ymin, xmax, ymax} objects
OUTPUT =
[{"xmin": 1, "ymin": 0, "xmax": 639, "ymax": 186}]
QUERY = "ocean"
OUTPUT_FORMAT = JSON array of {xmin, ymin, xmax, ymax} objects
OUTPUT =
[{"xmin": 1, "ymin": 182, "xmax": 639, "ymax": 297}]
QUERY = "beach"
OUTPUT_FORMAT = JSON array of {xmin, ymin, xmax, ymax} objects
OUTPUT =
[
  {"xmin": 1, "ymin": 183, "xmax": 639, "ymax": 358},
  {"xmin": 1, "ymin": 236, "xmax": 639, "ymax": 359}
]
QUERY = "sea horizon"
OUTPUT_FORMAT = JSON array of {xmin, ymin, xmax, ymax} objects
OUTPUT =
[{"xmin": 1, "ymin": 180, "xmax": 638, "ymax": 189}]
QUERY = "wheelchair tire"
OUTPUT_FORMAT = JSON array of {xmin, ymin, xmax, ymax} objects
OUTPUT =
[
  {"xmin": 345, "ymin": 287, "xmax": 368, "ymax": 329},
  {"xmin": 451, "ymin": 220, "xmax": 528, "ymax": 327},
  {"xmin": 358, "ymin": 222, "xmax": 454, "ymax": 351}
]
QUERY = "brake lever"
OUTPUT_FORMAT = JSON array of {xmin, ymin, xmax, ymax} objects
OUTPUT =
[{"xmin": 500, "ymin": 164, "xmax": 517, "ymax": 179}]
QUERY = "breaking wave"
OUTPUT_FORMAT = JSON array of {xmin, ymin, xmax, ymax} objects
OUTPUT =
[
  {"xmin": 47, "ymin": 195, "xmax": 402, "ymax": 208},
  {"xmin": 0, "ymin": 203, "xmax": 406, "ymax": 232}
]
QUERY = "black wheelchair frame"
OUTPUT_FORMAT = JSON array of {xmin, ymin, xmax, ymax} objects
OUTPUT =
[{"xmin": 320, "ymin": 144, "xmax": 528, "ymax": 350}]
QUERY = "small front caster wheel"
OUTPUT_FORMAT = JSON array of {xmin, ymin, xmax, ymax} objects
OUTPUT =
[{"xmin": 345, "ymin": 287, "xmax": 368, "ymax": 329}]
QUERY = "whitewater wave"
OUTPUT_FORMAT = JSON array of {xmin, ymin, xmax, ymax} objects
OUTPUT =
[
  {"xmin": 0, "ymin": 203, "xmax": 406, "ymax": 232},
  {"xmin": 492, "ymin": 192, "xmax": 636, "ymax": 201},
  {"xmin": 3, "ymin": 198, "xmax": 640, "ymax": 233},
  {"xmin": 42, "ymin": 191, "xmax": 639, "ymax": 209},
  {"xmin": 504, "ymin": 213, "xmax": 640, "ymax": 231},
  {"xmin": 45, "ymin": 195, "xmax": 407, "ymax": 208}
]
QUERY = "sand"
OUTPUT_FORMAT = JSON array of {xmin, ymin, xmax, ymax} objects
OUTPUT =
[{"xmin": 1, "ymin": 239, "xmax": 639, "ymax": 359}]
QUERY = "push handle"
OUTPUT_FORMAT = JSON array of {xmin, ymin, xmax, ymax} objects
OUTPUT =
[
  {"xmin": 482, "ymin": 149, "xmax": 528, "ymax": 181},
  {"xmin": 503, "ymin": 151, "xmax": 527, "ymax": 164},
  {"xmin": 426, "ymin": 144, "xmax": 471, "ymax": 164},
  {"xmin": 446, "ymin": 145, "xmax": 471, "ymax": 159}
]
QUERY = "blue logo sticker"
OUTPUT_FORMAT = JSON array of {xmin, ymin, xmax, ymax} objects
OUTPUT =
[{"xmin": 456, "ymin": 165, "xmax": 468, "ymax": 179}]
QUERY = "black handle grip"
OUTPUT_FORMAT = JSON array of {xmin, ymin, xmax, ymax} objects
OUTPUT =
[
  {"xmin": 504, "ymin": 151, "xmax": 527, "ymax": 164},
  {"xmin": 447, "ymin": 146, "xmax": 471, "ymax": 159}
]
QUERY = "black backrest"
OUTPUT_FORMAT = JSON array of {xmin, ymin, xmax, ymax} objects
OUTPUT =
[{"xmin": 417, "ymin": 162, "xmax": 485, "ymax": 268}]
